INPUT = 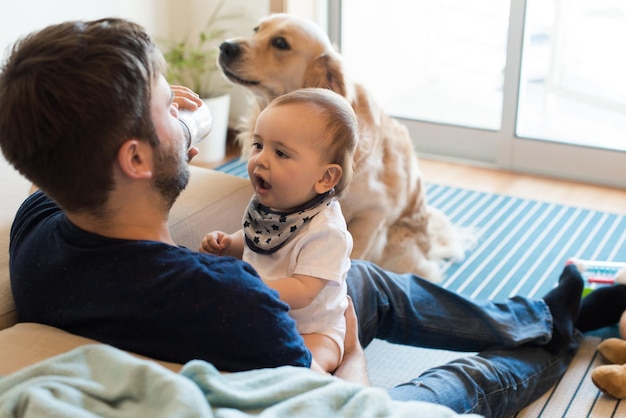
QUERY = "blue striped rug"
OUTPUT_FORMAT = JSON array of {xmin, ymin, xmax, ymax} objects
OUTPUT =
[
  {"xmin": 429, "ymin": 183, "xmax": 626, "ymax": 300},
  {"xmin": 216, "ymin": 159, "xmax": 626, "ymax": 417},
  {"xmin": 215, "ymin": 157, "xmax": 250, "ymax": 178}
]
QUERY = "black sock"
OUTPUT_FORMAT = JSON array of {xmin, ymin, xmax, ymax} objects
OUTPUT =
[
  {"xmin": 543, "ymin": 264, "xmax": 584, "ymax": 353},
  {"xmin": 575, "ymin": 284, "xmax": 626, "ymax": 332}
]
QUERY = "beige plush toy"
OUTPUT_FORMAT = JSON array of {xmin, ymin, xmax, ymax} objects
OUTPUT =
[
  {"xmin": 588, "ymin": 266, "xmax": 626, "ymax": 399},
  {"xmin": 592, "ymin": 315, "xmax": 626, "ymax": 398}
]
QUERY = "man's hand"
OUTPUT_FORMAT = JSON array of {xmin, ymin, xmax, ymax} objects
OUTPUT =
[
  {"xmin": 170, "ymin": 85, "xmax": 203, "ymax": 161},
  {"xmin": 333, "ymin": 296, "xmax": 370, "ymax": 385},
  {"xmin": 171, "ymin": 85, "xmax": 202, "ymax": 111}
]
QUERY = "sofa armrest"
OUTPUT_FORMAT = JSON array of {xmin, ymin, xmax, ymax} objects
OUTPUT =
[{"xmin": 0, "ymin": 323, "xmax": 182, "ymax": 376}]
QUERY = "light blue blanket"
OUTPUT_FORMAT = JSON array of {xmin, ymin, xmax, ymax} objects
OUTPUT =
[{"xmin": 0, "ymin": 345, "xmax": 481, "ymax": 417}]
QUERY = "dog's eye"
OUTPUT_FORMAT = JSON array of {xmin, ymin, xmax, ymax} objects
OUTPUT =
[{"xmin": 271, "ymin": 37, "xmax": 290, "ymax": 51}]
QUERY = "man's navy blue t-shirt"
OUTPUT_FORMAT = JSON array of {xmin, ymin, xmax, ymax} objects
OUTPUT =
[{"xmin": 9, "ymin": 191, "xmax": 311, "ymax": 371}]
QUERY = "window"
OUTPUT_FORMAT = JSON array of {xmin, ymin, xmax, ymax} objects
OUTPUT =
[{"xmin": 332, "ymin": 0, "xmax": 626, "ymax": 187}]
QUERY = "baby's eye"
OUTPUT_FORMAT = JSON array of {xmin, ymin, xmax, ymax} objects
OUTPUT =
[
  {"xmin": 275, "ymin": 149, "xmax": 288, "ymax": 158},
  {"xmin": 252, "ymin": 142, "xmax": 262, "ymax": 150}
]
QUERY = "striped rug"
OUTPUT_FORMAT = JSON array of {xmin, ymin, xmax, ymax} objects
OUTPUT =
[{"xmin": 215, "ymin": 159, "xmax": 626, "ymax": 417}]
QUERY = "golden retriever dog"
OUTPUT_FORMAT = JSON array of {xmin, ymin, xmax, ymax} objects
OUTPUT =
[{"xmin": 218, "ymin": 14, "xmax": 474, "ymax": 281}]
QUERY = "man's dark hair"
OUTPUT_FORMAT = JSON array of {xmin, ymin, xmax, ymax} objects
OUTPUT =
[{"xmin": 0, "ymin": 18, "xmax": 165, "ymax": 213}]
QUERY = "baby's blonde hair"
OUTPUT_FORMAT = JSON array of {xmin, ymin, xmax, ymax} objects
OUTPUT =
[{"xmin": 268, "ymin": 88, "xmax": 358, "ymax": 198}]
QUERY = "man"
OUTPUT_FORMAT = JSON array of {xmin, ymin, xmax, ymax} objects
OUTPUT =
[{"xmin": 0, "ymin": 17, "xmax": 611, "ymax": 417}]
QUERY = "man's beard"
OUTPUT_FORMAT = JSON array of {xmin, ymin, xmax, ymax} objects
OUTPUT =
[{"xmin": 152, "ymin": 142, "xmax": 190, "ymax": 210}]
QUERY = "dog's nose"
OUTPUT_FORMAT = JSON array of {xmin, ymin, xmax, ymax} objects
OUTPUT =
[{"xmin": 219, "ymin": 41, "xmax": 241, "ymax": 61}]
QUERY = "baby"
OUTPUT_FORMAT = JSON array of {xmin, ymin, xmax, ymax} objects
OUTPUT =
[{"xmin": 200, "ymin": 88, "xmax": 358, "ymax": 373}]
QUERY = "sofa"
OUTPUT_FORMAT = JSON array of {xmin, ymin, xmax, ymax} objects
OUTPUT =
[{"xmin": 0, "ymin": 164, "xmax": 254, "ymax": 376}]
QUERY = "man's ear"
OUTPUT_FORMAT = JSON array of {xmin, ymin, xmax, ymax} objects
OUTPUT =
[
  {"xmin": 116, "ymin": 139, "xmax": 153, "ymax": 180},
  {"xmin": 315, "ymin": 164, "xmax": 342, "ymax": 194}
]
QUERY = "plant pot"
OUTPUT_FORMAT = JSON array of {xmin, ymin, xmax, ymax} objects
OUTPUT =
[{"xmin": 195, "ymin": 93, "xmax": 231, "ymax": 164}]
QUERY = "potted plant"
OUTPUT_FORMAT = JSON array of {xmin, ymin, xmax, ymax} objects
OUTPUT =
[{"xmin": 162, "ymin": 0, "xmax": 241, "ymax": 163}]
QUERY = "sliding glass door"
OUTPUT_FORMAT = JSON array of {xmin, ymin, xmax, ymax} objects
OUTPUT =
[{"xmin": 330, "ymin": 0, "xmax": 626, "ymax": 187}]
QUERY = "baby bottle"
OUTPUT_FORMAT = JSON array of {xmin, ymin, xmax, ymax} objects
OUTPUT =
[{"xmin": 179, "ymin": 104, "xmax": 213, "ymax": 150}]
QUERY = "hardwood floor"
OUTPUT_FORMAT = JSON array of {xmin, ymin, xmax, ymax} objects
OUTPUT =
[{"xmin": 419, "ymin": 158, "xmax": 626, "ymax": 214}]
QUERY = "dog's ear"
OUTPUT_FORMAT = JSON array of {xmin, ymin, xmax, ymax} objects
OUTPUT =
[{"xmin": 303, "ymin": 54, "xmax": 348, "ymax": 98}]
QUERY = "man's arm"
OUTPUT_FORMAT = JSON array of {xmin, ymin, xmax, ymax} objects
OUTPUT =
[{"xmin": 333, "ymin": 296, "xmax": 370, "ymax": 385}]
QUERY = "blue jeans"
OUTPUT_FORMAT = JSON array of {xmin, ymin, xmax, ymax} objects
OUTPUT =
[{"xmin": 345, "ymin": 260, "xmax": 580, "ymax": 418}]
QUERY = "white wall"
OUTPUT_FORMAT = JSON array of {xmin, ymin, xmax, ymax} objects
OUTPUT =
[
  {"xmin": 285, "ymin": 0, "xmax": 327, "ymax": 30},
  {"xmin": 1, "ymin": 1, "xmax": 163, "ymax": 54},
  {"xmin": 0, "ymin": 0, "xmax": 270, "ymax": 126},
  {"xmin": 0, "ymin": 0, "xmax": 269, "ymax": 51}
]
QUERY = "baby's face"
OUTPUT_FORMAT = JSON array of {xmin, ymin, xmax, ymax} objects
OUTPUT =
[{"xmin": 248, "ymin": 102, "xmax": 331, "ymax": 211}]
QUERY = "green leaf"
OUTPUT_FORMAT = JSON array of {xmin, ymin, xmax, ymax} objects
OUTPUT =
[{"xmin": 159, "ymin": 0, "xmax": 243, "ymax": 97}]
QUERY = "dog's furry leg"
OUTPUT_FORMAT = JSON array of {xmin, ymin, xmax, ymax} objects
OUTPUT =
[
  {"xmin": 381, "ymin": 208, "xmax": 476, "ymax": 281},
  {"xmin": 426, "ymin": 207, "xmax": 477, "ymax": 261},
  {"xmin": 381, "ymin": 220, "xmax": 444, "ymax": 282},
  {"xmin": 346, "ymin": 210, "xmax": 388, "ymax": 262},
  {"xmin": 379, "ymin": 207, "xmax": 476, "ymax": 281}
]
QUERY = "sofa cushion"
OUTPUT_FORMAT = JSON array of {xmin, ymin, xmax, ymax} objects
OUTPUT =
[{"xmin": 0, "ymin": 323, "xmax": 182, "ymax": 376}]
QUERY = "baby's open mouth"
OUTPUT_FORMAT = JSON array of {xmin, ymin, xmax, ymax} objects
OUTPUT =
[{"xmin": 255, "ymin": 175, "xmax": 271, "ymax": 191}]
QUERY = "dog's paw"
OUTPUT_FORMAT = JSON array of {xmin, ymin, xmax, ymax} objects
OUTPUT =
[{"xmin": 427, "ymin": 208, "xmax": 478, "ymax": 261}]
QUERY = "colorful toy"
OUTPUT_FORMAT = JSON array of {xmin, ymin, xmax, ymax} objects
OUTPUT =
[{"xmin": 565, "ymin": 258, "xmax": 626, "ymax": 297}]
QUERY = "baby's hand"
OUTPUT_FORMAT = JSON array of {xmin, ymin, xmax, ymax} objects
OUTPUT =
[{"xmin": 200, "ymin": 231, "xmax": 231, "ymax": 255}]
